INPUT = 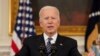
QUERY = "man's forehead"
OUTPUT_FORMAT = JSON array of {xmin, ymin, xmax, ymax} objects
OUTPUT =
[
  {"xmin": 39, "ymin": 6, "xmax": 59, "ymax": 15},
  {"xmin": 42, "ymin": 8, "xmax": 57, "ymax": 12}
]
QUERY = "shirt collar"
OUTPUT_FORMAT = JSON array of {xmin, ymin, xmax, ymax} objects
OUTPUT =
[{"xmin": 43, "ymin": 32, "xmax": 58, "ymax": 44}]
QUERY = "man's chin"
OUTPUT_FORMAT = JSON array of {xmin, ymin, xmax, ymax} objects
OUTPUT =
[{"xmin": 47, "ymin": 31, "xmax": 55, "ymax": 34}]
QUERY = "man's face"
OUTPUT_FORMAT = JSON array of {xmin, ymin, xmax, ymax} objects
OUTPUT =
[{"xmin": 39, "ymin": 8, "xmax": 60, "ymax": 34}]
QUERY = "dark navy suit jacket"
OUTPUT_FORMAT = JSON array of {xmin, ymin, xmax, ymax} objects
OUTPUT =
[{"xmin": 15, "ymin": 34, "xmax": 82, "ymax": 56}]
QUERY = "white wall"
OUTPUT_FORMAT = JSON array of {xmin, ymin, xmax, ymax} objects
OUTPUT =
[
  {"xmin": 69, "ymin": 36, "xmax": 85, "ymax": 54},
  {"xmin": 0, "ymin": 0, "xmax": 11, "ymax": 56},
  {"xmin": 0, "ymin": 0, "xmax": 11, "ymax": 51}
]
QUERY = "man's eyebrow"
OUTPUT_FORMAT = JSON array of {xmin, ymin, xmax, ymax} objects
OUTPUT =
[
  {"xmin": 51, "ymin": 17, "xmax": 56, "ymax": 19},
  {"xmin": 44, "ymin": 16, "xmax": 49, "ymax": 19}
]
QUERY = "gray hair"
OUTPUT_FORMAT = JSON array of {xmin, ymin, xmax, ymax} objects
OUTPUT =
[{"xmin": 39, "ymin": 6, "xmax": 60, "ymax": 19}]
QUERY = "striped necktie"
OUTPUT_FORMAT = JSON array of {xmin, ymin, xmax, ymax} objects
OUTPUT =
[{"xmin": 46, "ymin": 38, "xmax": 52, "ymax": 56}]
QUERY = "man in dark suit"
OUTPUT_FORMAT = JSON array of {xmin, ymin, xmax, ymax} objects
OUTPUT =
[{"xmin": 15, "ymin": 6, "xmax": 82, "ymax": 56}]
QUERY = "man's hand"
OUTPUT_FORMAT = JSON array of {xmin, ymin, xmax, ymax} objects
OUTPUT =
[{"xmin": 88, "ymin": 49, "xmax": 95, "ymax": 56}]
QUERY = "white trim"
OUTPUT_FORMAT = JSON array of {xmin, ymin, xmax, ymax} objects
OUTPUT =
[
  {"xmin": 10, "ymin": 48, "xmax": 15, "ymax": 56},
  {"xmin": 89, "ymin": 11, "xmax": 100, "ymax": 18}
]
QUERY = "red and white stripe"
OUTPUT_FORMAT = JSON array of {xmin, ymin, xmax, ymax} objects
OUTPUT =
[{"xmin": 10, "ymin": 31, "xmax": 22, "ymax": 56}]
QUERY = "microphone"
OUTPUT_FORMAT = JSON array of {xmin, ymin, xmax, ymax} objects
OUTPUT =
[
  {"xmin": 39, "ymin": 43, "xmax": 46, "ymax": 56},
  {"xmin": 51, "ymin": 44, "xmax": 57, "ymax": 56}
]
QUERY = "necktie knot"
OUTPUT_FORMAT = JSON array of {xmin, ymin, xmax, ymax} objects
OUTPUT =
[{"xmin": 48, "ymin": 38, "xmax": 52, "ymax": 41}]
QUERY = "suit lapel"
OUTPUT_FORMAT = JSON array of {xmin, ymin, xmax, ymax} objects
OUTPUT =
[
  {"xmin": 38, "ymin": 34, "xmax": 47, "ymax": 49},
  {"xmin": 55, "ymin": 35, "xmax": 61, "ymax": 46},
  {"xmin": 38, "ymin": 34, "xmax": 45, "ymax": 44},
  {"xmin": 55, "ymin": 35, "xmax": 64, "ymax": 56},
  {"xmin": 36, "ymin": 34, "xmax": 48, "ymax": 56}
]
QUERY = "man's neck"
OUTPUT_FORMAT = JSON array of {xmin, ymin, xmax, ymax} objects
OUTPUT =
[{"xmin": 44, "ymin": 32, "xmax": 57, "ymax": 37}]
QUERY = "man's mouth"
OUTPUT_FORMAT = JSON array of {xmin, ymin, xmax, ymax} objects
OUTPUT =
[{"xmin": 47, "ymin": 26, "xmax": 54, "ymax": 28}]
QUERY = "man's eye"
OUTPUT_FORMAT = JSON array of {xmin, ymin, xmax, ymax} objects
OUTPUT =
[
  {"xmin": 51, "ymin": 17, "xmax": 56, "ymax": 19},
  {"xmin": 44, "ymin": 17, "xmax": 49, "ymax": 20}
]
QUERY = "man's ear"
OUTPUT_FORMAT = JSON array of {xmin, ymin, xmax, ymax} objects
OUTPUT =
[
  {"xmin": 39, "ymin": 19, "xmax": 42, "ymax": 27},
  {"xmin": 58, "ymin": 19, "xmax": 60, "ymax": 26}
]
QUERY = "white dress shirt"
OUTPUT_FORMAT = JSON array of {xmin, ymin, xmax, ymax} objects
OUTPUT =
[{"xmin": 43, "ymin": 33, "xmax": 58, "ymax": 45}]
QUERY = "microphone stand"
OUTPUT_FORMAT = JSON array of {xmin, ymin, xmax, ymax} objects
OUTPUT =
[
  {"xmin": 50, "ymin": 44, "xmax": 57, "ymax": 56},
  {"xmin": 39, "ymin": 43, "xmax": 46, "ymax": 56}
]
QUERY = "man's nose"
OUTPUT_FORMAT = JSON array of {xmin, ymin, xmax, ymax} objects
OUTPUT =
[{"xmin": 48, "ymin": 18, "xmax": 53, "ymax": 23}]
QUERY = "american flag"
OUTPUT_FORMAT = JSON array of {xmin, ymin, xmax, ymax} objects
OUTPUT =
[
  {"xmin": 85, "ymin": 0, "xmax": 100, "ymax": 52},
  {"xmin": 11, "ymin": 0, "xmax": 36, "ymax": 55}
]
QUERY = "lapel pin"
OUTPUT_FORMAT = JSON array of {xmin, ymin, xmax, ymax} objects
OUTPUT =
[{"xmin": 60, "ymin": 43, "xmax": 63, "ymax": 46}]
